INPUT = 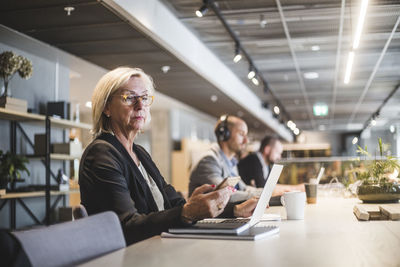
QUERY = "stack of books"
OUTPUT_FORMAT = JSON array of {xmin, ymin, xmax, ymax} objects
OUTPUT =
[{"xmin": 0, "ymin": 97, "xmax": 28, "ymax": 112}]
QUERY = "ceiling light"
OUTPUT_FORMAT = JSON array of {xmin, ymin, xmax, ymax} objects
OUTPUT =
[
  {"xmin": 195, "ymin": 4, "xmax": 208, "ymax": 18},
  {"xmin": 304, "ymin": 72, "xmax": 319, "ymax": 79},
  {"xmin": 353, "ymin": 0, "xmax": 369, "ymax": 49},
  {"xmin": 251, "ymin": 77, "xmax": 259, "ymax": 86},
  {"xmin": 247, "ymin": 68, "xmax": 255, "ymax": 79},
  {"xmin": 64, "ymin": 6, "xmax": 75, "ymax": 16},
  {"xmin": 313, "ymin": 103, "xmax": 328, "ymax": 116},
  {"xmin": 370, "ymin": 119, "xmax": 376, "ymax": 126},
  {"xmin": 259, "ymin": 14, "xmax": 267, "ymax": 28},
  {"xmin": 161, "ymin": 65, "xmax": 170, "ymax": 74},
  {"xmin": 287, "ymin": 120, "xmax": 294, "ymax": 128},
  {"xmin": 273, "ymin": 106, "xmax": 280, "ymax": 115},
  {"xmin": 352, "ymin": 137, "xmax": 359, "ymax": 145},
  {"xmin": 210, "ymin": 95, "xmax": 218, "ymax": 102},
  {"xmin": 85, "ymin": 101, "xmax": 92, "ymax": 108},
  {"xmin": 311, "ymin": 45, "xmax": 320, "ymax": 51},
  {"xmin": 390, "ymin": 125, "xmax": 395, "ymax": 133},
  {"xmin": 294, "ymin": 128, "xmax": 300, "ymax": 135},
  {"xmin": 233, "ymin": 45, "xmax": 242, "ymax": 63},
  {"xmin": 344, "ymin": 51, "xmax": 355, "ymax": 84}
]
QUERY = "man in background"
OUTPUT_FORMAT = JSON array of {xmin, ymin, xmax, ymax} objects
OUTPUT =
[
  {"xmin": 189, "ymin": 115, "xmax": 261, "ymax": 203},
  {"xmin": 238, "ymin": 135, "xmax": 304, "ymax": 195}
]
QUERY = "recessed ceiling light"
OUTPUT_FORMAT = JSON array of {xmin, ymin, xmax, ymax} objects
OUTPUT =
[
  {"xmin": 294, "ymin": 128, "xmax": 300, "ymax": 135},
  {"xmin": 64, "ymin": 6, "xmax": 75, "ymax": 16},
  {"xmin": 273, "ymin": 106, "xmax": 280, "ymax": 115},
  {"xmin": 390, "ymin": 125, "xmax": 395, "ymax": 133},
  {"xmin": 283, "ymin": 74, "xmax": 289, "ymax": 81},
  {"xmin": 85, "ymin": 101, "xmax": 92, "ymax": 108},
  {"xmin": 311, "ymin": 45, "xmax": 320, "ymax": 51},
  {"xmin": 304, "ymin": 72, "xmax": 319, "ymax": 79},
  {"xmin": 161, "ymin": 65, "xmax": 170, "ymax": 74},
  {"xmin": 210, "ymin": 95, "xmax": 218, "ymax": 102}
]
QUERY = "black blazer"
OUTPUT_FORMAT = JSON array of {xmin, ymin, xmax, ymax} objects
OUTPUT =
[
  {"xmin": 79, "ymin": 133, "xmax": 186, "ymax": 245},
  {"xmin": 238, "ymin": 153, "xmax": 266, "ymax": 188}
]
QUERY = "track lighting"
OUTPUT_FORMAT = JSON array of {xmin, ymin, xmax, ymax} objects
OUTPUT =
[
  {"xmin": 195, "ymin": 4, "xmax": 208, "ymax": 17},
  {"xmin": 233, "ymin": 45, "xmax": 242, "ymax": 63},
  {"xmin": 273, "ymin": 106, "xmax": 280, "ymax": 115},
  {"xmin": 252, "ymin": 77, "xmax": 259, "ymax": 86},
  {"xmin": 247, "ymin": 67, "xmax": 255, "ymax": 79}
]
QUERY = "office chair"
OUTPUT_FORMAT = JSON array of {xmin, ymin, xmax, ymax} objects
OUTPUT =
[{"xmin": 12, "ymin": 211, "xmax": 126, "ymax": 267}]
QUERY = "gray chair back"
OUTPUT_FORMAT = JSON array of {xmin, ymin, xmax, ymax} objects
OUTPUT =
[
  {"xmin": 13, "ymin": 211, "xmax": 126, "ymax": 267},
  {"xmin": 72, "ymin": 204, "xmax": 88, "ymax": 220}
]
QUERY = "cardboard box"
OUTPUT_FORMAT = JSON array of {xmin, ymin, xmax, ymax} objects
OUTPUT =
[
  {"xmin": 34, "ymin": 134, "xmax": 47, "ymax": 155},
  {"xmin": 52, "ymin": 142, "xmax": 82, "ymax": 157}
]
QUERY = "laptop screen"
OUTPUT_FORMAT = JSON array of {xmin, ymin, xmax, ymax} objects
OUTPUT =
[{"xmin": 249, "ymin": 164, "xmax": 283, "ymax": 226}]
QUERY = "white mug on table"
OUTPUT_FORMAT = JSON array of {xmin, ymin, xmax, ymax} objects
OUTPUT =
[{"xmin": 280, "ymin": 191, "xmax": 306, "ymax": 220}]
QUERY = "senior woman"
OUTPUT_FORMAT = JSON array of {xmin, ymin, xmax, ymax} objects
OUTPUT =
[{"xmin": 79, "ymin": 67, "xmax": 257, "ymax": 245}]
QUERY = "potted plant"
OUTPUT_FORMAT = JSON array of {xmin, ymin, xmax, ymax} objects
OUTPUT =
[
  {"xmin": 353, "ymin": 138, "xmax": 400, "ymax": 203},
  {"xmin": 0, "ymin": 150, "xmax": 30, "ymax": 194},
  {"xmin": 0, "ymin": 51, "xmax": 33, "ymax": 112}
]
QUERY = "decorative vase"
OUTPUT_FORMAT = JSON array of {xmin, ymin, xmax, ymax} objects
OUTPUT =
[
  {"xmin": 1, "ymin": 79, "xmax": 10, "ymax": 98},
  {"xmin": 0, "ymin": 176, "xmax": 9, "ymax": 195},
  {"xmin": 357, "ymin": 183, "xmax": 400, "ymax": 203}
]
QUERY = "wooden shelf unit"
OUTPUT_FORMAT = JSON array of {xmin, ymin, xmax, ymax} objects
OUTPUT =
[{"xmin": 0, "ymin": 107, "xmax": 90, "ymax": 229}]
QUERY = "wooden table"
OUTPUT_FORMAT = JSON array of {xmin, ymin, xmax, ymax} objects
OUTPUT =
[{"xmin": 80, "ymin": 197, "xmax": 400, "ymax": 267}]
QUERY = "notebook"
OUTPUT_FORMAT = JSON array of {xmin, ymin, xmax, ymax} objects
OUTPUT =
[
  {"xmin": 168, "ymin": 164, "xmax": 284, "ymax": 235},
  {"xmin": 161, "ymin": 225, "xmax": 279, "ymax": 241}
]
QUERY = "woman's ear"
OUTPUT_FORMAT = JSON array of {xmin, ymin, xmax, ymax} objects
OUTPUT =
[{"xmin": 103, "ymin": 102, "xmax": 111, "ymax": 117}]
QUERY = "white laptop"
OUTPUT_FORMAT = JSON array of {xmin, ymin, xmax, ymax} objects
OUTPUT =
[{"xmin": 169, "ymin": 164, "xmax": 284, "ymax": 235}]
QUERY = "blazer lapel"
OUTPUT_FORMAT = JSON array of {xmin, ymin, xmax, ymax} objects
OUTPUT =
[{"xmin": 98, "ymin": 133, "xmax": 159, "ymax": 212}]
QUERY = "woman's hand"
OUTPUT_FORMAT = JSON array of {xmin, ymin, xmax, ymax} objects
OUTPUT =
[
  {"xmin": 233, "ymin": 197, "xmax": 259, "ymax": 218},
  {"xmin": 181, "ymin": 184, "xmax": 235, "ymax": 222}
]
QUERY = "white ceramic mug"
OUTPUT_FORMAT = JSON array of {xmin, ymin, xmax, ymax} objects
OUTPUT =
[{"xmin": 280, "ymin": 191, "xmax": 306, "ymax": 220}]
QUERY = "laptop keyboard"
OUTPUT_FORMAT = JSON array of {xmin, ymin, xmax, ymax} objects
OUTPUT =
[{"xmin": 197, "ymin": 218, "xmax": 250, "ymax": 224}]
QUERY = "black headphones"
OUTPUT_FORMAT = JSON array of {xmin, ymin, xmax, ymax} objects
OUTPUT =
[{"xmin": 215, "ymin": 114, "xmax": 230, "ymax": 142}]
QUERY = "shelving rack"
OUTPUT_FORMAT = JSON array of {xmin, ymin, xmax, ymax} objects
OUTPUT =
[{"xmin": 0, "ymin": 107, "xmax": 91, "ymax": 229}]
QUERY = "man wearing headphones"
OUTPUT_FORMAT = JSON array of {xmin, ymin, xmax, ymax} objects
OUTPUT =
[{"xmin": 188, "ymin": 115, "xmax": 261, "ymax": 203}]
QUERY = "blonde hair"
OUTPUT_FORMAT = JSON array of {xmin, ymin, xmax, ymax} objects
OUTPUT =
[{"xmin": 91, "ymin": 67, "xmax": 155, "ymax": 138}]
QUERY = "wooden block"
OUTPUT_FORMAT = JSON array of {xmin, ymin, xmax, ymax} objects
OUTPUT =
[
  {"xmin": 368, "ymin": 211, "xmax": 388, "ymax": 221},
  {"xmin": 379, "ymin": 205, "xmax": 400, "ymax": 220},
  {"xmin": 354, "ymin": 205, "xmax": 369, "ymax": 221}
]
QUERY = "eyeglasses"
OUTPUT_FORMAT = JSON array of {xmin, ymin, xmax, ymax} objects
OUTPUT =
[{"xmin": 116, "ymin": 94, "xmax": 154, "ymax": 106}]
